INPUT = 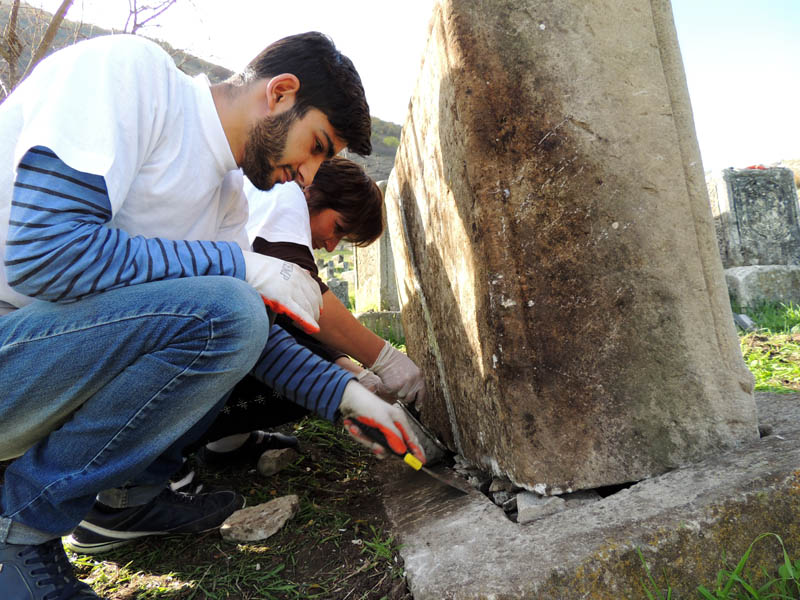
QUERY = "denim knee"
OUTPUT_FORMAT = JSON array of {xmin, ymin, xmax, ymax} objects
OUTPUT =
[{"xmin": 197, "ymin": 277, "xmax": 270, "ymax": 376}]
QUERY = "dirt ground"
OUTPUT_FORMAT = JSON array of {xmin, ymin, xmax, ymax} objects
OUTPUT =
[{"xmin": 0, "ymin": 412, "xmax": 414, "ymax": 600}]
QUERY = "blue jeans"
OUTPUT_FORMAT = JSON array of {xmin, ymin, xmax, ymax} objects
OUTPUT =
[{"xmin": 0, "ymin": 277, "xmax": 269, "ymax": 544}]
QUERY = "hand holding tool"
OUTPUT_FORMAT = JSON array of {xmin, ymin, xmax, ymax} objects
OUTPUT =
[
  {"xmin": 351, "ymin": 419, "xmax": 471, "ymax": 494},
  {"xmin": 338, "ymin": 381, "xmax": 425, "ymax": 462}
]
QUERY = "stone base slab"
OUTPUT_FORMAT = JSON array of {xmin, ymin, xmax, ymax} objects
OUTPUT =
[
  {"xmin": 726, "ymin": 265, "xmax": 800, "ymax": 307},
  {"xmin": 378, "ymin": 393, "xmax": 800, "ymax": 599}
]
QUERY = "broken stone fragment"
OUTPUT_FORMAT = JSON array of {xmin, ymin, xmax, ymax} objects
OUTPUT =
[
  {"xmin": 489, "ymin": 477, "xmax": 515, "ymax": 493},
  {"xmin": 516, "ymin": 492, "xmax": 566, "ymax": 524},
  {"xmin": 220, "ymin": 495, "xmax": 300, "ymax": 543},
  {"xmin": 257, "ymin": 448, "xmax": 299, "ymax": 477},
  {"xmin": 491, "ymin": 491, "xmax": 513, "ymax": 506}
]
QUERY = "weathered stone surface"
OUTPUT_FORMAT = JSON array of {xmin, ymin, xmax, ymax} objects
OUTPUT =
[
  {"xmin": 379, "ymin": 393, "xmax": 800, "ymax": 600},
  {"xmin": 707, "ymin": 167, "xmax": 800, "ymax": 267},
  {"xmin": 354, "ymin": 180, "xmax": 400, "ymax": 312},
  {"xmin": 256, "ymin": 447, "xmax": 300, "ymax": 477},
  {"xmin": 383, "ymin": 0, "xmax": 757, "ymax": 492},
  {"xmin": 516, "ymin": 492, "xmax": 565, "ymax": 523},
  {"xmin": 725, "ymin": 265, "xmax": 800, "ymax": 307},
  {"xmin": 327, "ymin": 278, "xmax": 349, "ymax": 307},
  {"xmin": 220, "ymin": 495, "xmax": 299, "ymax": 543},
  {"xmin": 355, "ymin": 310, "xmax": 404, "ymax": 342}
]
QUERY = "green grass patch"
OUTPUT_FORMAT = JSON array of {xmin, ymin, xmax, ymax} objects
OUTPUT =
[
  {"xmin": 639, "ymin": 533, "xmax": 800, "ymax": 599},
  {"xmin": 734, "ymin": 301, "xmax": 800, "ymax": 393}
]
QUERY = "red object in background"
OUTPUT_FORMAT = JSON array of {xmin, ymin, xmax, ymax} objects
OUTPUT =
[{"xmin": 745, "ymin": 164, "xmax": 767, "ymax": 170}]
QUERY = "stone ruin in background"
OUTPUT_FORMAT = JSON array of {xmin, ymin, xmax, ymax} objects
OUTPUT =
[
  {"xmin": 707, "ymin": 166, "xmax": 800, "ymax": 308},
  {"xmin": 380, "ymin": 0, "xmax": 758, "ymax": 498}
]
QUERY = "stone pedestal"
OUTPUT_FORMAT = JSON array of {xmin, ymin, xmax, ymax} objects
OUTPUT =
[
  {"xmin": 726, "ymin": 265, "xmax": 800, "ymax": 307},
  {"xmin": 707, "ymin": 167, "xmax": 800, "ymax": 267},
  {"xmin": 354, "ymin": 180, "xmax": 400, "ymax": 312},
  {"xmin": 384, "ymin": 0, "xmax": 757, "ymax": 492}
]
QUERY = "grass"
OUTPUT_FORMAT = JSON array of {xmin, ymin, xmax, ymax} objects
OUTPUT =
[
  {"xmin": 639, "ymin": 533, "xmax": 800, "ymax": 600},
  {"xmin": 734, "ymin": 301, "xmax": 800, "ymax": 393},
  {"xmin": 65, "ymin": 416, "xmax": 411, "ymax": 599}
]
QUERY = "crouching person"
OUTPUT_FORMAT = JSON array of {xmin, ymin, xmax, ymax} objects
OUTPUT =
[{"xmin": 0, "ymin": 31, "xmax": 421, "ymax": 600}]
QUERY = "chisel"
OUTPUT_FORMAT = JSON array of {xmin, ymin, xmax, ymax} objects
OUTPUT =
[{"xmin": 352, "ymin": 420, "xmax": 471, "ymax": 494}]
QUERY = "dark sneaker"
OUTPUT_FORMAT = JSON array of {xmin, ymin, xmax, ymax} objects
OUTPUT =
[
  {"xmin": 168, "ymin": 458, "xmax": 205, "ymax": 495},
  {"xmin": 63, "ymin": 488, "xmax": 244, "ymax": 555},
  {"xmin": 0, "ymin": 538, "xmax": 105, "ymax": 599},
  {"xmin": 197, "ymin": 430, "xmax": 299, "ymax": 467}
]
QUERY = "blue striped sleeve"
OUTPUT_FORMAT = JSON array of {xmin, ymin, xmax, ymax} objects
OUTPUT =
[
  {"xmin": 252, "ymin": 325, "xmax": 355, "ymax": 421},
  {"xmin": 5, "ymin": 146, "xmax": 246, "ymax": 302}
]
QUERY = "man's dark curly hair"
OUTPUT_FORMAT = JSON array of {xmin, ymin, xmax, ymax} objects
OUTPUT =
[
  {"xmin": 243, "ymin": 32, "xmax": 372, "ymax": 156},
  {"xmin": 305, "ymin": 157, "xmax": 383, "ymax": 247}
]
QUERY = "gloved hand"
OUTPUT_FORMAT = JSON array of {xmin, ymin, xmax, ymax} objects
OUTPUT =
[
  {"xmin": 369, "ymin": 340, "xmax": 426, "ymax": 404},
  {"xmin": 338, "ymin": 381, "xmax": 426, "ymax": 463},
  {"xmin": 242, "ymin": 250, "xmax": 322, "ymax": 334},
  {"xmin": 356, "ymin": 368, "xmax": 391, "ymax": 398}
]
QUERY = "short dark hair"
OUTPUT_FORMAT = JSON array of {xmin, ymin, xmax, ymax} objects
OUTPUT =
[
  {"xmin": 305, "ymin": 157, "xmax": 383, "ymax": 247},
  {"xmin": 244, "ymin": 32, "xmax": 372, "ymax": 156}
]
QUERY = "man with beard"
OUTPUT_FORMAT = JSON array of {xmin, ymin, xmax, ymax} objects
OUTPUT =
[{"xmin": 0, "ymin": 32, "xmax": 424, "ymax": 600}]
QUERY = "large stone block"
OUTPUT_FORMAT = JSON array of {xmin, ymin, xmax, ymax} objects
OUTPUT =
[
  {"xmin": 707, "ymin": 167, "xmax": 800, "ymax": 267},
  {"xmin": 380, "ymin": 394, "xmax": 800, "ymax": 600},
  {"xmin": 354, "ymin": 180, "xmax": 400, "ymax": 312},
  {"xmin": 384, "ymin": 0, "xmax": 757, "ymax": 492},
  {"xmin": 726, "ymin": 265, "xmax": 800, "ymax": 307}
]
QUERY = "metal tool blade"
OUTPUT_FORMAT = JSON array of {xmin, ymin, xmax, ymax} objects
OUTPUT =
[
  {"xmin": 419, "ymin": 465, "xmax": 472, "ymax": 494},
  {"xmin": 395, "ymin": 401, "xmax": 450, "ymax": 455}
]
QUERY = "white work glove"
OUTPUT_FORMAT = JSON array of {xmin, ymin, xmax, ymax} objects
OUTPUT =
[
  {"xmin": 242, "ymin": 250, "xmax": 322, "ymax": 334},
  {"xmin": 338, "ymin": 381, "xmax": 426, "ymax": 464},
  {"xmin": 370, "ymin": 340, "xmax": 426, "ymax": 404},
  {"xmin": 356, "ymin": 368, "xmax": 392, "ymax": 399}
]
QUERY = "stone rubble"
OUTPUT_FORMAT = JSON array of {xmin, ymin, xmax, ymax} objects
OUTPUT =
[
  {"xmin": 220, "ymin": 494, "xmax": 300, "ymax": 543},
  {"xmin": 257, "ymin": 448, "xmax": 300, "ymax": 477},
  {"xmin": 451, "ymin": 454, "xmax": 605, "ymax": 523}
]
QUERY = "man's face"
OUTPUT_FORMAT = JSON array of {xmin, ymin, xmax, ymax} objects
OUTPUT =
[{"xmin": 241, "ymin": 105, "xmax": 345, "ymax": 191}]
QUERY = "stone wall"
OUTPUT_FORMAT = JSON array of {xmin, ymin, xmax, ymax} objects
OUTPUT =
[
  {"xmin": 384, "ymin": 0, "xmax": 757, "ymax": 493},
  {"xmin": 354, "ymin": 181, "xmax": 400, "ymax": 312}
]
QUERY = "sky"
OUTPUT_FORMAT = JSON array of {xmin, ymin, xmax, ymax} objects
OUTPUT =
[{"xmin": 28, "ymin": 0, "xmax": 800, "ymax": 172}]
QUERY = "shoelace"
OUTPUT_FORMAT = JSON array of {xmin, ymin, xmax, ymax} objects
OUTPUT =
[{"xmin": 19, "ymin": 540, "xmax": 94, "ymax": 600}]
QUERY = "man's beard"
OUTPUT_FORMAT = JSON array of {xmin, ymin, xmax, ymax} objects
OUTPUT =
[{"xmin": 241, "ymin": 106, "xmax": 301, "ymax": 191}]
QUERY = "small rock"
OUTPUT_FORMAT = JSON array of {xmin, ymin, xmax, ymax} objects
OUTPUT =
[
  {"xmin": 489, "ymin": 477, "xmax": 514, "ymax": 493},
  {"xmin": 491, "ymin": 491, "xmax": 513, "ymax": 506},
  {"xmin": 733, "ymin": 313, "xmax": 756, "ymax": 332},
  {"xmin": 220, "ymin": 495, "xmax": 300, "ymax": 542},
  {"xmin": 517, "ymin": 491, "xmax": 566, "ymax": 524},
  {"xmin": 257, "ymin": 448, "xmax": 300, "ymax": 477},
  {"xmin": 501, "ymin": 496, "xmax": 518, "ymax": 513}
]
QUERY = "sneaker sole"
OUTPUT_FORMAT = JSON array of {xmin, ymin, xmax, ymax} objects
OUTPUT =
[
  {"xmin": 63, "ymin": 532, "xmax": 153, "ymax": 554},
  {"xmin": 64, "ymin": 496, "xmax": 246, "ymax": 556}
]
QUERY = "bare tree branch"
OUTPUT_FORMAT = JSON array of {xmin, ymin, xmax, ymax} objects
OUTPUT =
[
  {"xmin": 0, "ymin": 0, "xmax": 24, "ymax": 91},
  {"xmin": 126, "ymin": 0, "xmax": 178, "ymax": 35},
  {"xmin": 21, "ymin": 0, "xmax": 74, "ymax": 81}
]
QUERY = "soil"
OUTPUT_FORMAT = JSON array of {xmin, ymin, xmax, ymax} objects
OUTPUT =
[{"xmin": 0, "ymin": 415, "xmax": 414, "ymax": 600}]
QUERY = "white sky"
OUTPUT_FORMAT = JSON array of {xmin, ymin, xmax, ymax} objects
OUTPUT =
[{"xmin": 30, "ymin": 0, "xmax": 800, "ymax": 172}]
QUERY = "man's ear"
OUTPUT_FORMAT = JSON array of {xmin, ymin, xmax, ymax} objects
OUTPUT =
[{"xmin": 266, "ymin": 73, "xmax": 300, "ymax": 113}]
